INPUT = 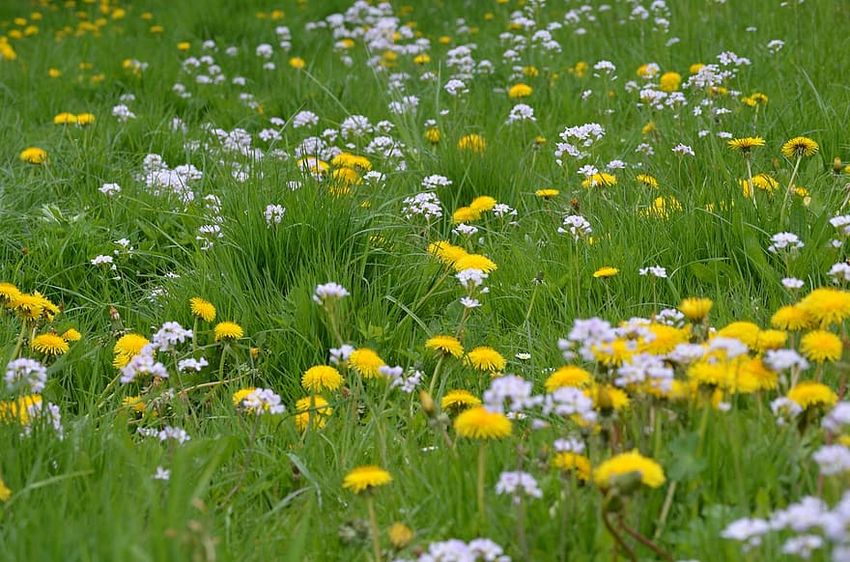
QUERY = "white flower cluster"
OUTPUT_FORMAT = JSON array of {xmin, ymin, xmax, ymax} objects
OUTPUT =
[
  {"xmin": 5, "ymin": 358, "xmax": 47, "ymax": 393},
  {"xmin": 313, "ymin": 282, "xmax": 350, "ymax": 305},
  {"xmin": 236, "ymin": 388, "xmax": 285, "ymax": 415},
  {"xmin": 495, "ymin": 471, "xmax": 543, "ymax": 502}
]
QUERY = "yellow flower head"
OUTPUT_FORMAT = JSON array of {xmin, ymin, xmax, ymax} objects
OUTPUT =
[
  {"xmin": 781, "ymin": 136, "xmax": 819, "ymax": 159},
  {"xmin": 20, "ymin": 147, "xmax": 48, "ymax": 164},
  {"xmin": 679, "ymin": 297, "xmax": 713, "ymax": 321},
  {"xmin": 586, "ymin": 384, "xmax": 630, "ymax": 412},
  {"xmin": 755, "ymin": 329, "xmax": 787, "ymax": 352},
  {"xmin": 787, "ymin": 381, "xmax": 838, "ymax": 410},
  {"xmin": 75, "ymin": 113, "xmax": 95, "ymax": 126},
  {"xmin": 0, "ymin": 283, "xmax": 21, "ymax": 306},
  {"xmin": 552, "ymin": 452, "xmax": 591, "ymax": 481},
  {"xmin": 798, "ymin": 288, "xmax": 850, "ymax": 327},
  {"xmin": 331, "ymin": 153, "xmax": 372, "ymax": 171},
  {"xmin": 295, "ymin": 395, "xmax": 332, "ymax": 431},
  {"xmin": 214, "ymin": 321, "xmax": 244, "ymax": 342},
  {"xmin": 0, "ymin": 478, "xmax": 11, "ymax": 502},
  {"xmin": 581, "ymin": 173, "xmax": 617, "ymax": 189},
  {"xmin": 0, "ymin": 394, "xmax": 42, "ymax": 426},
  {"xmin": 289, "ymin": 56, "xmax": 306, "ymax": 69},
  {"xmin": 457, "ymin": 134, "xmax": 486, "ymax": 153},
  {"xmin": 593, "ymin": 267, "xmax": 619, "ymax": 279},
  {"xmin": 232, "ymin": 387, "xmax": 256, "ymax": 407},
  {"xmin": 594, "ymin": 450, "xmax": 665, "ymax": 489},
  {"xmin": 425, "ymin": 335, "xmax": 464, "ymax": 358},
  {"xmin": 465, "ymin": 346, "xmax": 506, "ymax": 372},
  {"xmin": 348, "ymin": 348, "xmax": 385, "ymax": 379},
  {"xmin": 659, "ymin": 71, "xmax": 681, "ymax": 92},
  {"xmin": 800, "ymin": 330, "xmax": 843, "ymax": 363},
  {"xmin": 716, "ymin": 321, "xmax": 760, "ymax": 348},
  {"xmin": 545, "ymin": 366, "xmax": 592, "ymax": 392},
  {"xmin": 425, "ymin": 127, "xmax": 441, "ymax": 144},
  {"xmin": 452, "ymin": 206, "xmax": 482, "ymax": 224},
  {"xmin": 453, "ymin": 254, "xmax": 497, "ymax": 273},
  {"xmin": 122, "ymin": 395, "xmax": 147, "ymax": 414},
  {"xmin": 113, "ymin": 333, "xmax": 150, "ymax": 367},
  {"xmin": 388, "ymin": 522, "xmax": 414, "ymax": 549},
  {"xmin": 535, "ymin": 188, "xmax": 560, "ymax": 199},
  {"xmin": 453, "ymin": 406, "xmax": 512, "ymax": 439},
  {"xmin": 727, "ymin": 136, "xmax": 765, "ymax": 153},
  {"xmin": 343, "ymin": 465, "xmax": 392, "ymax": 494},
  {"xmin": 771, "ymin": 305, "xmax": 813, "ymax": 331},
  {"xmin": 53, "ymin": 112, "xmax": 77, "ymax": 125},
  {"xmin": 636, "ymin": 174, "xmax": 659, "ymax": 188},
  {"xmin": 302, "ymin": 365, "xmax": 343, "ymax": 392},
  {"xmin": 61, "ymin": 328, "xmax": 82, "ymax": 342},
  {"xmin": 469, "ymin": 196, "xmax": 497, "ymax": 213},
  {"xmin": 507, "ymin": 83, "xmax": 533, "ymax": 99},
  {"xmin": 427, "ymin": 241, "xmax": 468, "ymax": 267},
  {"xmin": 31, "ymin": 333, "xmax": 70, "ymax": 356},
  {"xmin": 441, "ymin": 389, "xmax": 481, "ymax": 413},
  {"xmin": 190, "ymin": 297, "xmax": 216, "ymax": 322}
]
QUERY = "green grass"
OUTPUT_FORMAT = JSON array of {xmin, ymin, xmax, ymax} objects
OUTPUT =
[{"xmin": 1, "ymin": 0, "xmax": 850, "ymax": 560}]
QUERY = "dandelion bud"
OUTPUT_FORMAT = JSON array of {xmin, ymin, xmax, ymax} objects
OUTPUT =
[
  {"xmin": 250, "ymin": 347, "xmax": 260, "ymax": 360},
  {"xmin": 419, "ymin": 390, "xmax": 436, "ymax": 417},
  {"xmin": 835, "ymin": 156, "xmax": 844, "ymax": 174},
  {"xmin": 109, "ymin": 306, "xmax": 121, "ymax": 322},
  {"xmin": 388, "ymin": 522, "xmax": 414, "ymax": 549}
]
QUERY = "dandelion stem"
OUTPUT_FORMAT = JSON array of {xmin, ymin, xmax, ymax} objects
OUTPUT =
[
  {"xmin": 366, "ymin": 495, "xmax": 383, "ymax": 562},
  {"xmin": 602, "ymin": 510, "xmax": 636, "ymax": 562},
  {"xmin": 427, "ymin": 355, "xmax": 445, "ymax": 399},
  {"xmin": 780, "ymin": 155, "xmax": 802, "ymax": 228},
  {"xmin": 617, "ymin": 514, "xmax": 673, "ymax": 561},
  {"xmin": 477, "ymin": 443, "xmax": 487, "ymax": 532}
]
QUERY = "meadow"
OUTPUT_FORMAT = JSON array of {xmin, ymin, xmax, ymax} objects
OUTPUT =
[{"xmin": 2, "ymin": 0, "xmax": 850, "ymax": 560}]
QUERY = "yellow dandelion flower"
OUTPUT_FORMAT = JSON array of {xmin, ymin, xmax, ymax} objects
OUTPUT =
[
  {"xmin": 441, "ymin": 389, "xmax": 481, "ymax": 413},
  {"xmin": 545, "ymin": 366, "xmax": 592, "ymax": 392},
  {"xmin": 348, "ymin": 348, "xmax": 385, "ymax": 379},
  {"xmin": 781, "ymin": 136, "xmax": 819, "ymax": 159},
  {"xmin": 586, "ymin": 384, "xmax": 630, "ymax": 412},
  {"xmin": 755, "ymin": 329, "xmax": 787, "ymax": 352},
  {"xmin": 787, "ymin": 381, "xmax": 838, "ymax": 410},
  {"xmin": 0, "ymin": 478, "xmax": 11, "ymax": 502},
  {"xmin": 594, "ymin": 450, "xmax": 665, "ymax": 489},
  {"xmin": 343, "ymin": 465, "xmax": 392, "ymax": 494},
  {"xmin": 190, "ymin": 297, "xmax": 216, "ymax": 322},
  {"xmin": 0, "ymin": 283, "xmax": 21, "ymax": 306},
  {"xmin": 716, "ymin": 321, "xmax": 760, "ymax": 348},
  {"xmin": 800, "ymin": 330, "xmax": 843, "ymax": 363},
  {"xmin": 231, "ymin": 387, "xmax": 256, "ymax": 406},
  {"xmin": 581, "ymin": 173, "xmax": 617, "ymax": 189},
  {"xmin": 454, "ymin": 406, "xmax": 512, "ymax": 439},
  {"xmin": 31, "ymin": 333, "xmax": 69, "ymax": 356},
  {"xmin": 535, "ymin": 188, "xmax": 560, "ymax": 199},
  {"xmin": 771, "ymin": 305, "xmax": 813, "ymax": 331},
  {"xmin": 75, "ymin": 113, "xmax": 95, "ymax": 126},
  {"xmin": 464, "ymin": 346, "xmax": 506, "ymax": 372},
  {"xmin": 469, "ymin": 196, "xmax": 497, "ymax": 213},
  {"xmin": 214, "ymin": 321, "xmax": 244, "ymax": 342},
  {"xmin": 20, "ymin": 147, "xmax": 48, "ymax": 165},
  {"xmin": 507, "ymin": 83, "xmax": 533, "ymax": 99},
  {"xmin": 425, "ymin": 335, "xmax": 464, "ymax": 358},
  {"xmin": 453, "ymin": 254, "xmax": 497, "ymax": 273},
  {"xmin": 636, "ymin": 174, "xmax": 658, "ymax": 188},
  {"xmin": 295, "ymin": 395, "xmax": 332, "ymax": 431},
  {"xmin": 425, "ymin": 127, "xmax": 441, "ymax": 144},
  {"xmin": 680, "ymin": 297, "xmax": 713, "ymax": 321},
  {"xmin": 737, "ymin": 357, "xmax": 778, "ymax": 392},
  {"xmin": 302, "ymin": 365, "xmax": 343, "ymax": 392},
  {"xmin": 0, "ymin": 394, "xmax": 42, "ymax": 426},
  {"xmin": 122, "ymin": 395, "xmax": 147, "ymax": 414},
  {"xmin": 457, "ymin": 134, "xmax": 486, "ymax": 153},
  {"xmin": 452, "ymin": 206, "xmax": 482, "ymax": 223},
  {"xmin": 388, "ymin": 522, "xmax": 414, "ymax": 549},
  {"xmin": 593, "ymin": 267, "xmax": 619, "ymax": 279},
  {"xmin": 53, "ymin": 112, "xmax": 77, "ymax": 125},
  {"xmin": 552, "ymin": 452, "xmax": 591, "ymax": 482},
  {"xmin": 798, "ymin": 288, "xmax": 850, "ymax": 327},
  {"xmin": 659, "ymin": 71, "xmax": 681, "ymax": 92},
  {"xmin": 727, "ymin": 136, "xmax": 765, "ymax": 153},
  {"xmin": 331, "ymin": 153, "xmax": 372, "ymax": 171},
  {"xmin": 427, "ymin": 241, "xmax": 469, "ymax": 267}
]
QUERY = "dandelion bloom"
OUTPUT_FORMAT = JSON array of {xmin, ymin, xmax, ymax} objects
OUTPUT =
[
  {"xmin": 0, "ymin": 394, "xmax": 42, "ymax": 425},
  {"xmin": 331, "ymin": 153, "xmax": 372, "ymax": 171},
  {"xmin": 452, "ymin": 206, "xmax": 482, "ymax": 223},
  {"xmin": 214, "ymin": 321, "xmax": 244, "ymax": 342},
  {"xmin": 343, "ymin": 465, "xmax": 392, "ymax": 494},
  {"xmin": 0, "ymin": 283, "xmax": 21, "ymax": 305},
  {"xmin": 289, "ymin": 57, "xmax": 306, "ymax": 69},
  {"xmin": 469, "ymin": 196, "xmax": 497, "ymax": 213},
  {"xmin": 76, "ymin": 113, "xmax": 95, "ymax": 126},
  {"xmin": 113, "ymin": 333, "xmax": 150, "ymax": 367},
  {"xmin": 659, "ymin": 71, "xmax": 681, "ymax": 92},
  {"xmin": 0, "ymin": 478, "xmax": 11, "ymax": 502},
  {"xmin": 552, "ymin": 452, "xmax": 591, "ymax": 481},
  {"xmin": 454, "ymin": 406, "xmax": 512, "ymax": 439},
  {"xmin": 190, "ymin": 297, "xmax": 216, "ymax": 322},
  {"xmin": 425, "ymin": 335, "xmax": 464, "ymax": 358},
  {"xmin": 457, "ymin": 134, "xmax": 486, "ymax": 153},
  {"xmin": 586, "ymin": 384, "xmax": 630, "ymax": 412},
  {"xmin": 727, "ymin": 136, "xmax": 765, "ymax": 153},
  {"xmin": 441, "ymin": 389, "xmax": 481, "ymax": 413},
  {"xmin": 464, "ymin": 346, "xmax": 506, "ymax": 372},
  {"xmin": 231, "ymin": 387, "xmax": 256, "ymax": 406},
  {"xmin": 636, "ymin": 174, "xmax": 658, "ymax": 188},
  {"xmin": 594, "ymin": 450, "xmax": 665, "ymax": 489},
  {"xmin": 787, "ymin": 381, "xmax": 838, "ymax": 410},
  {"xmin": 545, "ymin": 366, "xmax": 592, "ymax": 391},
  {"xmin": 20, "ymin": 147, "xmax": 48, "ymax": 164},
  {"xmin": 60, "ymin": 328, "xmax": 81, "ymax": 342},
  {"xmin": 424, "ymin": 127, "xmax": 441, "ymax": 144},
  {"xmin": 348, "ymin": 348, "xmax": 385, "ymax": 379},
  {"xmin": 453, "ymin": 254, "xmax": 497, "ymax": 273},
  {"xmin": 771, "ymin": 305, "xmax": 812, "ymax": 331},
  {"xmin": 53, "ymin": 112, "xmax": 77, "ymax": 125},
  {"xmin": 302, "ymin": 365, "xmax": 343, "ymax": 392},
  {"xmin": 593, "ymin": 267, "xmax": 619, "ymax": 279},
  {"xmin": 31, "ymin": 333, "xmax": 69, "ymax": 356},
  {"xmin": 781, "ymin": 136, "xmax": 819, "ymax": 159},
  {"xmin": 800, "ymin": 330, "xmax": 843, "ymax": 363},
  {"xmin": 427, "ymin": 241, "xmax": 468, "ymax": 267},
  {"xmin": 535, "ymin": 188, "xmax": 560, "ymax": 199},
  {"xmin": 737, "ymin": 357, "xmax": 778, "ymax": 392},
  {"xmin": 122, "ymin": 395, "xmax": 147, "ymax": 413},
  {"xmin": 581, "ymin": 173, "xmax": 617, "ymax": 189},
  {"xmin": 679, "ymin": 297, "xmax": 713, "ymax": 321},
  {"xmin": 755, "ymin": 329, "xmax": 787, "ymax": 352},
  {"xmin": 716, "ymin": 321, "xmax": 760, "ymax": 348},
  {"xmin": 388, "ymin": 522, "xmax": 414, "ymax": 549},
  {"xmin": 797, "ymin": 288, "xmax": 850, "ymax": 327},
  {"xmin": 295, "ymin": 395, "xmax": 332, "ymax": 431},
  {"xmin": 507, "ymin": 83, "xmax": 533, "ymax": 99}
]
